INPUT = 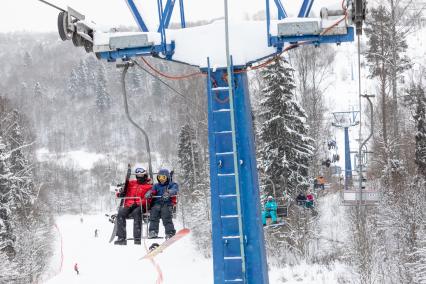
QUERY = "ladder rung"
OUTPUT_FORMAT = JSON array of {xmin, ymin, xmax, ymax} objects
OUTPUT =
[
  {"xmin": 213, "ymin": 109, "xmax": 231, "ymax": 113},
  {"xmin": 218, "ymin": 173, "xmax": 235, "ymax": 176},
  {"xmin": 216, "ymin": 151, "xmax": 234, "ymax": 155},
  {"xmin": 221, "ymin": 215, "xmax": 239, "ymax": 218},
  {"xmin": 219, "ymin": 194, "xmax": 237, "ymax": 198},
  {"xmin": 224, "ymin": 256, "xmax": 242, "ymax": 260},
  {"xmin": 212, "ymin": 86, "xmax": 229, "ymax": 91},
  {"xmin": 225, "ymin": 280, "xmax": 244, "ymax": 283},
  {"xmin": 222, "ymin": 235, "xmax": 240, "ymax": 239},
  {"xmin": 214, "ymin": 131, "xmax": 232, "ymax": 134}
]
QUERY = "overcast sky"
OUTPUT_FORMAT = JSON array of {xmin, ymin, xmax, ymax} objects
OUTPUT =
[{"xmin": 1, "ymin": 0, "xmax": 328, "ymax": 32}]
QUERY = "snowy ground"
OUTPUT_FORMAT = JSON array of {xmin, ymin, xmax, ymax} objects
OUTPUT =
[
  {"xmin": 43, "ymin": 215, "xmax": 212, "ymax": 284},
  {"xmin": 42, "ymin": 193, "xmax": 354, "ymax": 284}
]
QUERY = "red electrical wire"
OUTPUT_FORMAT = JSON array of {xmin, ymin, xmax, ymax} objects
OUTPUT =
[
  {"xmin": 141, "ymin": 57, "xmax": 204, "ymax": 80},
  {"xmin": 54, "ymin": 223, "xmax": 64, "ymax": 273}
]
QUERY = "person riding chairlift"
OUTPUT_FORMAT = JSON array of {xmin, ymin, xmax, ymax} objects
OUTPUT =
[
  {"xmin": 305, "ymin": 191, "xmax": 315, "ymax": 208},
  {"xmin": 145, "ymin": 169, "xmax": 179, "ymax": 239},
  {"xmin": 114, "ymin": 164, "xmax": 152, "ymax": 245},
  {"xmin": 262, "ymin": 196, "xmax": 278, "ymax": 226}
]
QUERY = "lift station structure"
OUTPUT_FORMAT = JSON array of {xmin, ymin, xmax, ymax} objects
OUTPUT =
[{"xmin": 42, "ymin": 0, "xmax": 366, "ymax": 283}]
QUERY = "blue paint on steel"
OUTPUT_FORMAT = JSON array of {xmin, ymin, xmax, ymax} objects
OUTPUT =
[
  {"xmin": 206, "ymin": 59, "xmax": 269, "ymax": 283},
  {"xmin": 125, "ymin": 0, "xmax": 149, "ymax": 32},
  {"xmin": 270, "ymin": 27, "xmax": 354, "ymax": 46},
  {"xmin": 344, "ymin": 127, "xmax": 352, "ymax": 190},
  {"xmin": 273, "ymin": 0, "xmax": 288, "ymax": 19},
  {"xmin": 179, "ymin": 0, "xmax": 186, "ymax": 28},
  {"xmin": 159, "ymin": 0, "xmax": 177, "ymax": 30},
  {"xmin": 232, "ymin": 70, "xmax": 269, "ymax": 284},
  {"xmin": 157, "ymin": 0, "xmax": 168, "ymax": 55},
  {"xmin": 298, "ymin": 0, "xmax": 314, "ymax": 17},
  {"xmin": 95, "ymin": 43, "xmax": 175, "ymax": 61}
]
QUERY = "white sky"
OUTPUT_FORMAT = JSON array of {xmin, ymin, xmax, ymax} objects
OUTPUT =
[{"xmin": 0, "ymin": 0, "xmax": 329, "ymax": 32}]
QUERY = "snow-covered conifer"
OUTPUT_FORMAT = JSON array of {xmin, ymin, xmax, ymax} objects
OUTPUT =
[
  {"xmin": 95, "ymin": 64, "xmax": 112, "ymax": 112},
  {"xmin": 258, "ymin": 57, "xmax": 314, "ymax": 196}
]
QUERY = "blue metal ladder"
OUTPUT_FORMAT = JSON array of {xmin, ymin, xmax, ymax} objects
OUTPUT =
[{"xmin": 207, "ymin": 64, "xmax": 245, "ymax": 283}]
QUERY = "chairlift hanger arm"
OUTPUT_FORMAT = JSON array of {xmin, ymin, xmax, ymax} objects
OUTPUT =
[{"xmin": 37, "ymin": 0, "xmax": 65, "ymax": 12}]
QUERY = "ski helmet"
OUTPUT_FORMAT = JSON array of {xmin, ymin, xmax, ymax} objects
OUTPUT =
[{"xmin": 133, "ymin": 164, "xmax": 147, "ymax": 177}]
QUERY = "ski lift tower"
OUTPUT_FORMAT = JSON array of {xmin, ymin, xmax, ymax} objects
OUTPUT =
[
  {"xmin": 41, "ymin": 0, "xmax": 366, "ymax": 282},
  {"xmin": 332, "ymin": 111, "xmax": 359, "ymax": 191}
]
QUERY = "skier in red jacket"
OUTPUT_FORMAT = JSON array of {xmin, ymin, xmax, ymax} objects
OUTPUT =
[
  {"xmin": 114, "ymin": 164, "xmax": 152, "ymax": 245},
  {"xmin": 74, "ymin": 263, "xmax": 79, "ymax": 275}
]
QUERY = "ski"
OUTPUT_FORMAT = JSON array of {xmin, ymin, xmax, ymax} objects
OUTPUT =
[
  {"xmin": 107, "ymin": 214, "xmax": 118, "ymax": 243},
  {"xmin": 139, "ymin": 228, "xmax": 190, "ymax": 260}
]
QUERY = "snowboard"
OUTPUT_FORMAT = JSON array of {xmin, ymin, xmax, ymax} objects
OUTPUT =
[
  {"xmin": 139, "ymin": 228, "xmax": 190, "ymax": 260},
  {"xmin": 107, "ymin": 214, "xmax": 118, "ymax": 243}
]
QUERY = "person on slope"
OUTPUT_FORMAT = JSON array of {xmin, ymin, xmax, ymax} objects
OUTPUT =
[
  {"xmin": 262, "ymin": 196, "xmax": 278, "ymax": 226},
  {"xmin": 74, "ymin": 263, "xmax": 79, "ymax": 275},
  {"xmin": 145, "ymin": 169, "xmax": 178, "ymax": 239},
  {"xmin": 114, "ymin": 164, "xmax": 152, "ymax": 245}
]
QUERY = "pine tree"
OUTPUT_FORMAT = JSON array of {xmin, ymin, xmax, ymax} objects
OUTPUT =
[
  {"xmin": 177, "ymin": 123, "xmax": 201, "ymax": 191},
  {"xmin": 67, "ymin": 69, "xmax": 79, "ymax": 99},
  {"xmin": 95, "ymin": 64, "xmax": 111, "ymax": 112},
  {"xmin": 177, "ymin": 123, "xmax": 211, "ymax": 255},
  {"xmin": 0, "ymin": 136, "xmax": 15, "ymax": 259},
  {"xmin": 412, "ymin": 85, "xmax": 426, "ymax": 177},
  {"xmin": 258, "ymin": 57, "xmax": 314, "ymax": 197},
  {"xmin": 364, "ymin": 6, "xmax": 411, "ymax": 153},
  {"xmin": 34, "ymin": 82, "xmax": 43, "ymax": 98}
]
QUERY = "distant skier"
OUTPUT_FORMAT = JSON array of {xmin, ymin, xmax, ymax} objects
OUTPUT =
[
  {"xmin": 145, "ymin": 169, "xmax": 178, "ymax": 239},
  {"xmin": 262, "ymin": 196, "xmax": 278, "ymax": 226},
  {"xmin": 114, "ymin": 164, "xmax": 152, "ymax": 245},
  {"xmin": 94, "ymin": 229, "xmax": 98, "ymax": 238},
  {"xmin": 74, "ymin": 263, "xmax": 79, "ymax": 275}
]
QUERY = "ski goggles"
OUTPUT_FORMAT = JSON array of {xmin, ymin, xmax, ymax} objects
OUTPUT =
[
  {"xmin": 157, "ymin": 175, "xmax": 168, "ymax": 183},
  {"xmin": 135, "ymin": 167, "xmax": 146, "ymax": 174}
]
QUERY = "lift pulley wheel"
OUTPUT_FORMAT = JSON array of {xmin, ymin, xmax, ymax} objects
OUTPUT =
[{"xmin": 58, "ymin": 11, "xmax": 73, "ymax": 41}]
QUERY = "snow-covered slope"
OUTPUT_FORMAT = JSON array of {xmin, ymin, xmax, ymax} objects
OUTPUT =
[
  {"xmin": 43, "ymin": 192, "xmax": 354, "ymax": 284},
  {"xmin": 43, "ymin": 215, "xmax": 212, "ymax": 284}
]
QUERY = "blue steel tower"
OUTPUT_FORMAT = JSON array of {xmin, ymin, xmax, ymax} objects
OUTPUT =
[
  {"xmin": 332, "ymin": 111, "xmax": 360, "ymax": 191},
  {"xmin": 43, "ymin": 0, "xmax": 366, "ymax": 282}
]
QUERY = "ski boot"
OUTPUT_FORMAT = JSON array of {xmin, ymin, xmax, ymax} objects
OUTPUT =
[
  {"xmin": 165, "ymin": 233, "xmax": 175, "ymax": 240},
  {"xmin": 148, "ymin": 231, "xmax": 158, "ymax": 239},
  {"xmin": 114, "ymin": 238, "xmax": 127, "ymax": 245}
]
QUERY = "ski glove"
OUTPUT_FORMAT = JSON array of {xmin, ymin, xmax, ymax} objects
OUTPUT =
[
  {"xmin": 162, "ymin": 191, "xmax": 170, "ymax": 201},
  {"xmin": 144, "ymin": 190, "xmax": 152, "ymax": 199}
]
